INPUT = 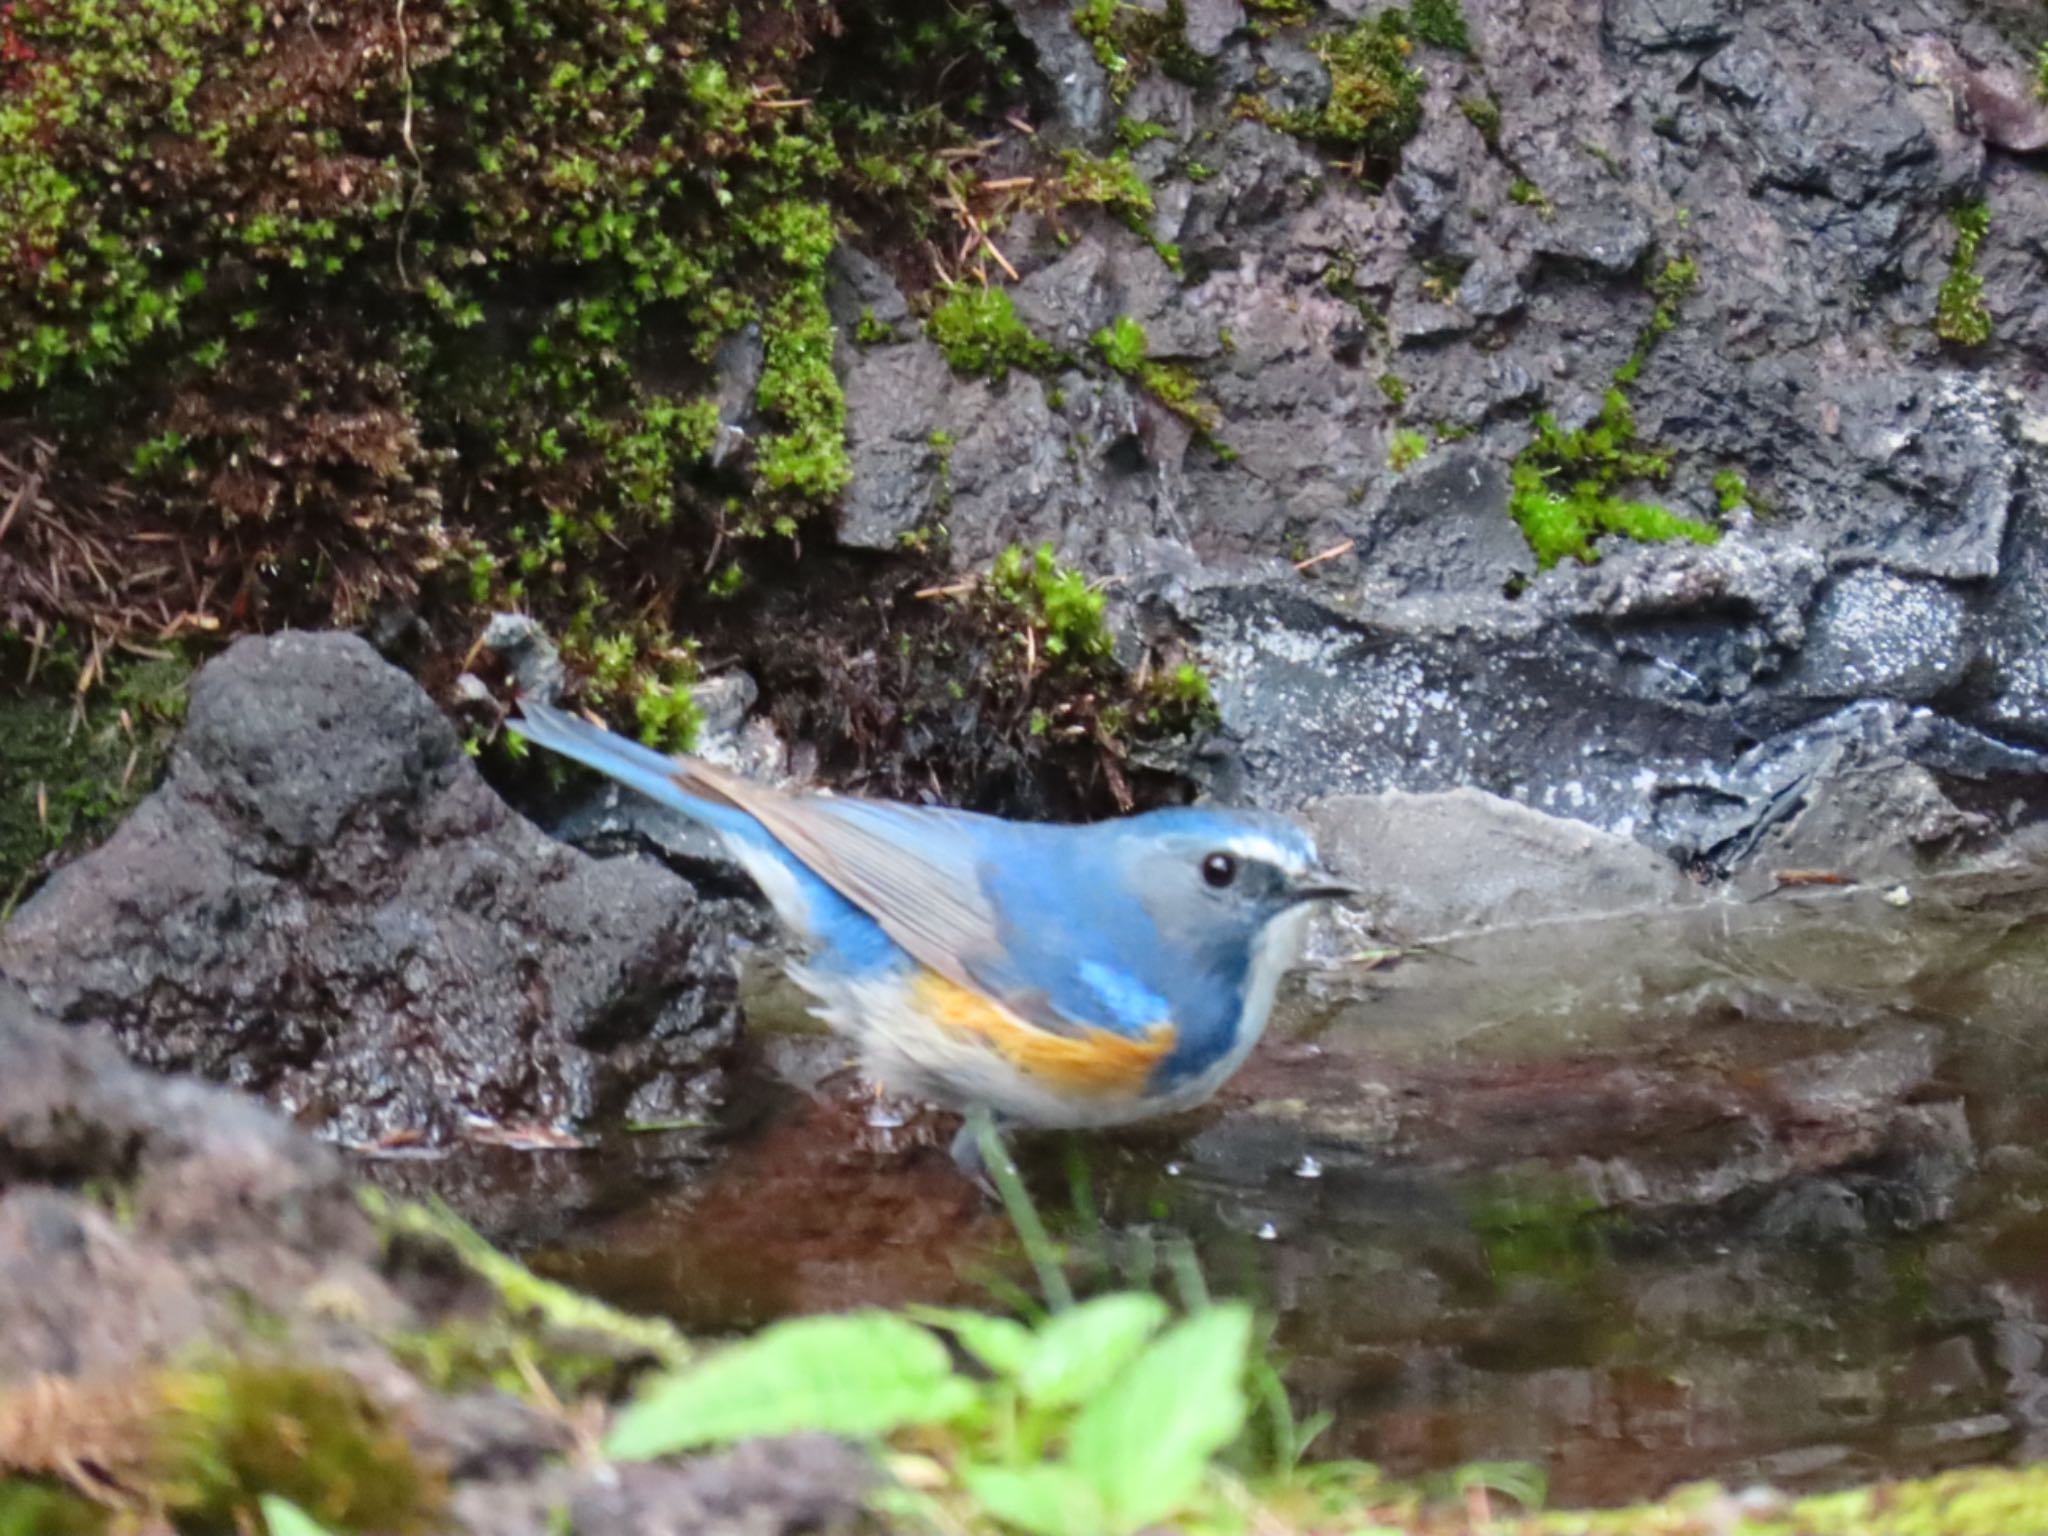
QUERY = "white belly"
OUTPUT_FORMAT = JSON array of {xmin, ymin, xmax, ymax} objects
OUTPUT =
[{"xmin": 785, "ymin": 904, "xmax": 1311, "ymax": 1130}]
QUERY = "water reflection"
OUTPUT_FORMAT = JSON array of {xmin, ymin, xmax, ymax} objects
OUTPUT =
[{"xmin": 367, "ymin": 859, "xmax": 2048, "ymax": 1506}]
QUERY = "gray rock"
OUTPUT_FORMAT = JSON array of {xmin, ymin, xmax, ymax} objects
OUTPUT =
[
  {"xmin": 0, "ymin": 982, "xmax": 405, "ymax": 1379},
  {"xmin": 824, "ymin": 245, "xmax": 910, "ymax": 335},
  {"xmin": 0, "ymin": 633, "xmax": 740, "ymax": 1144},
  {"xmin": 1356, "ymin": 449, "xmax": 1529, "ymax": 603},
  {"xmin": 837, "ymin": 340, "xmax": 955, "ymax": 550},
  {"xmin": 1308, "ymin": 787, "xmax": 1699, "ymax": 937},
  {"xmin": 997, "ymin": 0, "xmax": 1114, "ymax": 137},
  {"xmin": 828, "ymin": 0, "xmax": 2048, "ymax": 877},
  {"xmin": 1900, "ymin": 34, "xmax": 2048, "ymax": 155},
  {"xmin": 481, "ymin": 613, "xmax": 566, "ymax": 708},
  {"xmin": 1455, "ymin": 250, "xmax": 1530, "ymax": 320},
  {"xmin": 713, "ymin": 323, "xmax": 766, "ymax": 468},
  {"xmin": 1602, "ymin": 0, "xmax": 1737, "ymax": 53},
  {"xmin": 570, "ymin": 1436, "xmax": 873, "ymax": 1536},
  {"xmin": 1779, "ymin": 568, "xmax": 1977, "ymax": 701},
  {"xmin": 1531, "ymin": 195, "xmax": 1655, "ymax": 277},
  {"xmin": 1153, "ymin": 0, "xmax": 1240, "ymax": 56}
]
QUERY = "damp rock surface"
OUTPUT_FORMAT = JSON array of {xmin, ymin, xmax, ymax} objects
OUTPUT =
[{"xmin": 0, "ymin": 632, "xmax": 744, "ymax": 1145}]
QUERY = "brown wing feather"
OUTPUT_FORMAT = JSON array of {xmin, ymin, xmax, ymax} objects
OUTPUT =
[{"xmin": 671, "ymin": 759, "xmax": 1072, "ymax": 1029}]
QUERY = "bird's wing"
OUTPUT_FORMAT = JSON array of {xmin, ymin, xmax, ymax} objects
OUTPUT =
[{"xmin": 671, "ymin": 757, "xmax": 1090, "ymax": 1036}]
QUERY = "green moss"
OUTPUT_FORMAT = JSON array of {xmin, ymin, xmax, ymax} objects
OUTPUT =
[
  {"xmin": 1614, "ymin": 254, "xmax": 1698, "ymax": 384},
  {"xmin": 989, "ymin": 543, "xmax": 1114, "ymax": 670},
  {"xmin": 1508, "ymin": 177, "xmax": 1553, "ymax": 217},
  {"xmin": 2038, "ymin": 42, "xmax": 2048, "ymax": 102},
  {"xmin": 1387, "ymin": 426, "xmax": 1429, "ymax": 471},
  {"xmin": 1093, "ymin": 314, "xmax": 1150, "ymax": 375},
  {"xmin": 1280, "ymin": 13, "xmax": 1425, "ymax": 161},
  {"xmin": 1409, "ymin": 0, "xmax": 1470, "ymax": 52},
  {"xmin": 0, "ymin": 1362, "xmax": 442, "ymax": 1534},
  {"xmin": 1458, "ymin": 94, "xmax": 1502, "ymax": 147},
  {"xmin": 362, "ymin": 1190, "xmax": 692, "ymax": 1368},
  {"xmin": 928, "ymin": 285, "xmax": 1059, "ymax": 380},
  {"xmin": 1242, "ymin": 0, "xmax": 1313, "ymax": 28},
  {"xmin": 0, "ymin": 1482, "xmax": 106, "ymax": 1536},
  {"xmin": 1712, "ymin": 468, "xmax": 1752, "ymax": 514},
  {"xmin": 0, "ymin": 645, "xmax": 190, "ymax": 904},
  {"xmin": 854, "ymin": 307, "xmax": 899, "ymax": 346},
  {"xmin": 1117, "ymin": 116, "xmax": 1174, "ymax": 151},
  {"xmin": 1059, "ymin": 147, "xmax": 1157, "ymax": 231},
  {"xmin": 1935, "ymin": 200, "xmax": 1993, "ymax": 347},
  {"xmin": 1072, "ymin": 0, "xmax": 1212, "ymax": 100},
  {"xmin": 1509, "ymin": 388, "xmax": 1717, "ymax": 568},
  {"xmin": 1091, "ymin": 315, "xmax": 1220, "ymax": 433},
  {"xmin": 1144, "ymin": 660, "xmax": 1218, "ymax": 731},
  {"xmin": 1377, "ymin": 371, "xmax": 1409, "ymax": 409},
  {"xmin": 159, "ymin": 1364, "xmax": 443, "ymax": 1533},
  {"xmin": 0, "ymin": 0, "xmax": 1034, "ymax": 712},
  {"xmin": 754, "ymin": 257, "xmax": 852, "ymax": 502}
]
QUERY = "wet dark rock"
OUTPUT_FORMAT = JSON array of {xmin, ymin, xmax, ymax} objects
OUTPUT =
[
  {"xmin": 1000, "ymin": 0, "xmax": 1113, "ymax": 137},
  {"xmin": 0, "ymin": 632, "xmax": 741, "ymax": 1145},
  {"xmin": 843, "ymin": 0, "xmax": 2048, "ymax": 870},
  {"xmin": 1778, "ymin": 568, "xmax": 1975, "ymax": 701}
]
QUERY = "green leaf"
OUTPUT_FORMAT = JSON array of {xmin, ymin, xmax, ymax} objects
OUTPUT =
[
  {"xmin": 1068, "ymin": 1303, "xmax": 1254, "ymax": 1531},
  {"xmin": 963, "ymin": 1464, "xmax": 1110, "ymax": 1536},
  {"xmin": 1453, "ymin": 1460, "xmax": 1548, "ymax": 1511},
  {"xmin": 908, "ymin": 1306, "xmax": 1036, "ymax": 1378},
  {"xmin": 262, "ymin": 1498, "xmax": 338, "ymax": 1536},
  {"xmin": 605, "ymin": 1312, "xmax": 976, "ymax": 1459},
  {"xmin": 1018, "ymin": 1293, "xmax": 1169, "ymax": 1410}
]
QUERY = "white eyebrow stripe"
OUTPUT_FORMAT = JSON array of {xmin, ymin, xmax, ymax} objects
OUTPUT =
[{"xmin": 1224, "ymin": 833, "xmax": 1307, "ymax": 871}]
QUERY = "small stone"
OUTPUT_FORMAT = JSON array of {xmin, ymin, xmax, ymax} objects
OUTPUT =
[{"xmin": 481, "ymin": 612, "xmax": 567, "ymax": 708}]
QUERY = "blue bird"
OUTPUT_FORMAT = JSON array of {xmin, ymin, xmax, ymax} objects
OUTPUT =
[{"xmin": 510, "ymin": 703, "xmax": 1357, "ymax": 1154}]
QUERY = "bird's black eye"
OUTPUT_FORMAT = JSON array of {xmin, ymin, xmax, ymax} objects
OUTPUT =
[{"xmin": 1201, "ymin": 851, "xmax": 1237, "ymax": 889}]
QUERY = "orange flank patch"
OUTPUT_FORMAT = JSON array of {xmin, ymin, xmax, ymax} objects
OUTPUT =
[{"xmin": 910, "ymin": 971, "xmax": 1176, "ymax": 1096}]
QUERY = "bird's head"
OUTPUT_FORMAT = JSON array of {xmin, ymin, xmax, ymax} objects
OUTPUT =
[{"xmin": 1110, "ymin": 806, "xmax": 1358, "ymax": 960}]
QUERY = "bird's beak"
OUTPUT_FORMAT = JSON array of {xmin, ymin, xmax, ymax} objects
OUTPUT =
[{"xmin": 1287, "ymin": 867, "xmax": 1364, "ymax": 904}]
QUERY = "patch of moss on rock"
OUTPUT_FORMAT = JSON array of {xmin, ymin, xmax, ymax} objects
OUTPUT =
[
  {"xmin": 928, "ymin": 286, "xmax": 1060, "ymax": 380},
  {"xmin": 0, "ymin": 0, "xmax": 1034, "ymax": 726},
  {"xmin": 1935, "ymin": 201, "xmax": 1993, "ymax": 347},
  {"xmin": 0, "ymin": 1362, "xmax": 443, "ymax": 1535},
  {"xmin": 1252, "ymin": 12, "xmax": 1425, "ymax": 167},
  {"xmin": 1509, "ymin": 388, "xmax": 1718, "ymax": 568}
]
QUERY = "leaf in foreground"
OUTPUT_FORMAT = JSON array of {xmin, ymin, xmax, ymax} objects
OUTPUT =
[
  {"xmin": 1067, "ymin": 1303, "xmax": 1253, "ymax": 1531},
  {"xmin": 605, "ymin": 1311, "xmax": 976, "ymax": 1460},
  {"xmin": 963, "ymin": 1464, "xmax": 1111, "ymax": 1536},
  {"xmin": 1016, "ymin": 1292, "xmax": 1169, "ymax": 1410},
  {"xmin": 262, "ymin": 1498, "xmax": 338, "ymax": 1536}
]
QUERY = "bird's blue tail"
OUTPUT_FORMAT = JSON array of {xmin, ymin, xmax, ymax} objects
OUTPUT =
[{"xmin": 507, "ymin": 702, "xmax": 764, "ymax": 847}]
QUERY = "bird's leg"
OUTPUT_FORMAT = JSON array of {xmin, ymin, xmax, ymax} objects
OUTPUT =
[
  {"xmin": 949, "ymin": 1114, "xmax": 990, "ymax": 1184},
  {"xmin": 961, "ymin": 1106, "xmax": 1075, "ymax": 1311}
]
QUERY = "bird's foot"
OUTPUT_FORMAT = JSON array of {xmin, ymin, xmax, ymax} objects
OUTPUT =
[{"xmin": 950, "ymin": 1115, "xmax": 999, "ymax": 1200}]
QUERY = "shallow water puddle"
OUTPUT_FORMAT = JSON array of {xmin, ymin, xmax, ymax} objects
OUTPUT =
[{"xmin": 375, "ymin": 860, "xmax": 2048, "ymax": 1507}]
